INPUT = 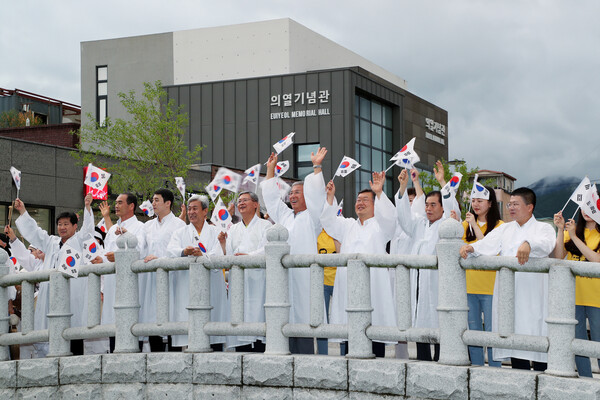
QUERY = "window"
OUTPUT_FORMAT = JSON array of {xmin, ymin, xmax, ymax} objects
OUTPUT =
[
  {"xmin": 295, "ymin": 143, "xmax": 320, "ymax": 180},
  {"xmin": 1, "ymin": 204, "xmax": 53, "ymax": 247},
  {"xmin": 96, "ymin": 66, "xmax": 108, "ymax": 126},
  {"xmin": 354, "ymin": 95, "xmax": 394, "ymax": 197}
]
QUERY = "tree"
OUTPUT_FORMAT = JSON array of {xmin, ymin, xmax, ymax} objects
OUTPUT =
[
  {"xmin": 418, "ymin": 158, "xmax": 492, "ymax": 218},
  {"xmin": 0, "ymin": 110, "xmax": 43, "ymax": 128},
  {"xmin": 72, "ymin": 81, "xmax": 203, "ymax": 202}
]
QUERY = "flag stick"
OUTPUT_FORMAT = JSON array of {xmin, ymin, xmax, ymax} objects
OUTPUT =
[
  {"xmin": 560, "ymin": 199, "xmax": 571, "ymax": 213},
  {"xmin": 385, "ymin": 163, "xmax": 395, "ymax": 173},
  {"xmin": 571, "ymin": 206, "xmax": 580, "ymax": 221},
  {"xmin": 7, "ymin": 202, "xmax": 14, "ymax": 228}
]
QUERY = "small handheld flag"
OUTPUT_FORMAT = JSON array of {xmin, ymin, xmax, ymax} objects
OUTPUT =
[
  {"xmin": 210, "ymin": 197, "xmax": 232, "ymax": 232},
  {"xmin": 275, "ymin": 177, "xmax": 291, "ymax": 200},
  {"xmin": 337, "ymin": 199, "xmax": 344, "ymax": 217},
  {"xmin": 567, "ymin": 176, "xmax": 592, "ymax": 209},
  {"xmin": 205, "ymin": 181, "xmax": 223, "ymax": 203},
  {"xmin": 470, "ymin": 174, "xmax": 490, "ymax": 201},
  {"xmin": 10, "ymin": 166, "xmax": 21, "ymax": 193},
  {"xmin": 273, "ymin": 132, "xmax": 295, "ymax": 154},
  {"xmin": 139, "ymin": 200, "xmax": 155, "ymax": 217},
  {"xmin": 58, "ymin": 243, "xmax": 81, "ymax": 278},
  {"xmin": 84, "ymin": 163, "xmax": 111, "ymax": 190},
  {"xmin": 175, "ymin": 177, "xmax": 186, "ymax": 200},
  {"xmin": 581, "ymin": 184, "xmax": 600, "ymax": 225},
  {"xmin": 96, "ymin": 219, "xmax": 107, "ymax": 234},
  {"xmin": 441, "ymin": 172, "xmax": 463, "ymax": 200},
  {"xmin": 389, "ymin": 138, "xmax": 420, "ymax": 170},
  {"xmin": 82, "ymin": 237, "xmax": 100, "ymax": 263},
  {"xmin": 8, "ymin": 256, "xmax": 21, "ymax": 274},
  {"xmin": 275, "ymin": 161, "xmax": 290, "ymax": 177},
  {"xmin": 335, "ymin": 156, "xmax": 360, "ymax": 177},
  {"xmin": 243, "ymin": 163, "xmax": 261, "ymax": 185},
  {"xmin": 214, "ymin": 167, "xmax": 242, "ymax": 193}
]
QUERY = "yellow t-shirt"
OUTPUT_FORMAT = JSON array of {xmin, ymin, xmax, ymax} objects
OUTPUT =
[
  {"xmin": 317, "ymin": 230, "xmax": 337, "ymax": 286},
  {"xmin": 463, "ymin": 220, "xmax": 504, "ymax": 295},
  {"xmin": 564, "ymin": 229, "xmax": 600, "ymax": 308}
]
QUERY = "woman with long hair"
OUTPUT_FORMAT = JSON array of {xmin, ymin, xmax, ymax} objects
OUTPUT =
[
  {"xmin": 553, "ymin": 208, "xmax": 600, "ymax": 378},
  {"xmin": 462, "ymin": 186, "xmax": 503, "ymax": 367}
]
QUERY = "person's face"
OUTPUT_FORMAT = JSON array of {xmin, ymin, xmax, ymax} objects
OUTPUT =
[
  {"xmin": 581, "ymin": 210, "xmax": 594, "ymax": 223},
  {"xmin": 289, "ymin": 185, "xmax": 307, "ymax": 213},
  {"xmin": 471, "ymin": 198, "xmax": 491, "ymax": 217},
  {"xmin": 408, "ymin": 194, "xmax": 416, "ymax": 205},
  {"xmin": 57, "ymin": 218, "xmax": 77, "ymax": 241},
  {"xmin": 152, "ymin": 194, "xmax": 170, "ymax": 217},
  {"xmin": 187, "ymin": 200, "xmax": 208, "ymax": 225},
  {"xmin": 425, "ymin": 195, "xmax": 444, "ymax": 223},
  {"xmin": 355, "ymin": 192, "xmax": 375, "ymax": 221},
  {"xmin": 507, "ymin": 195, "xmax": 533, "ymax": 225},
  {"xmin": 237, "ymin": 194, "xmax": 258, "ymax": 218},
  {"xmin": 115, "ymin": 194, "xmax": 133, "ymax": 218}
]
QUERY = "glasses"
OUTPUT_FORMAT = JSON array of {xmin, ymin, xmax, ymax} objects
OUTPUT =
[
  {"xmin": 506, "ymin": 202, "xmax": 523, "ymax": 209},
  {"xmin": 237, "ymin": 198, "xmax": 254, "ymax": 204}
]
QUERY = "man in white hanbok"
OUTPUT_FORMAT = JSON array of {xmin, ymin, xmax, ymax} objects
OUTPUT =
[
  {"xmin": 259, "ymin": 148, "xmax": 327, "ymax": 354},
  {"xmin": 167, "ymin": 195, "xmax": 229, "ymax": 349},
  {"xmin": 91, "ymin": 193, "xmax": 146, "ymax": 353},
  {"xmin": 317, "ymin": 171, "xmax": 396, "ymax": 357},
  {"xmin": 396, "ymin": 168, "xmax": 458, "ymax": 361},
  {"xmin": 461, "ymin": 187, "xmax": 555, "ymax": 371},
  {"xmin": 14, "ymin": 193, "xmax": 94, "ymax": 356},
  {"xmin": 142, "ymin": 188, "xmax": 186, "ymax": 352},
  {"xmin": 218, "ymin": 191, "xmax": 272, "ymax": 351}
]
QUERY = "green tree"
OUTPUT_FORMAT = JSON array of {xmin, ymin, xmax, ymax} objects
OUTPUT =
[
  {"xmin": 72, "ymin": 81, "xmax": 203, "ymax": 202},
  {"xmin": 418, "ymin": 159, "xmax": 492, "ymax": 218}
]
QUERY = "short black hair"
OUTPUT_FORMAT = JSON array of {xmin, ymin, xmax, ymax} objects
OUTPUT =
[
  {"xmin": 407, "ymin": 188, "xmax": 417, "ymax": 197},
  {"xmin": 511, "ymin": 187, "xmax": 536, "ymax": 210},
  {"xmin": 154, "ymin": 188, "xmax": 174, "ymax": 209},
  {"xmin": 425, "ymin": 190, "xmax": 442, "ymax": 205},
  {"xmin": 56, "ymin": 212, "xmax": 78, "ymax": 225},
  {"xmin": 121, "ymin": 192, "xmax": 138, "ymax": 210},
  {"xmin": 358, "ymin": 189, "xmax": 376, "ymax": 201}
]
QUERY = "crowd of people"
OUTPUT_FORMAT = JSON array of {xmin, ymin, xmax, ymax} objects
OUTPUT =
[{"xmin": 2, "ymin": 147, "xmax": 599, "ymax": 377}]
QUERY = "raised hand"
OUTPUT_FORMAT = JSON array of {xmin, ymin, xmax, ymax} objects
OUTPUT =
[
  {"xmin": 326, "ymin": 180, "xmax": 336, "ymax": 205},
  {"xmin": 369, "ymin": 171, "xmax": 385, "ymax": 197},
  {"xmin": 99, "ymin": 201, "xmax": 111, "ymax": 219},
  {"xmin": 465, "ymin": 212, "xmax": 476, "ymax": 227},
  {"xmin": 565, "ymin": 219, "xmax": 576, "ymax": 236},
  {"xmin": 265, "ymin": 152, "xmax": 278, "ymax": 179},
  {"xmin": 398, "ymin": 169, "xmax": 408, "ymax": 185},
  {"xmin": 553, "ymin": 212, "xmax": 565, "ymax": 230},
  {"xmin": 4, "ymin": 225, "xmax": 16, "ymax": 241},
  {"xmin": 433, "ymin": 160, "xmax": 446, "ymax": 187},
  {"xmin": 311, "ymin": 147, "xmax": 328, "ymax": 166},
  {"xmin": 410, "ymin": 168, "xmax": 420, "ymax": 183},
  {"xmin": 14, "ymin": 198, "xmax": 26, "ymax": 215},
  {"xmin": 84, "ymin": 193, "xmax": 93, "ymax": 210}
]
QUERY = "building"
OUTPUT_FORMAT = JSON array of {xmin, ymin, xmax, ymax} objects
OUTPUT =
[
  {"xmin": 81, "ymin": 18, "xmax": 448, "ymax": 208},
  {"xmin": 475, "ymin": 169, "xmax": 517, "ymax": 221}
]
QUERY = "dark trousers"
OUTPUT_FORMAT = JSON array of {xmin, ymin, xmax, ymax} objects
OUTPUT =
[
  {"xmin": 511, "ymin": 357, "xmax": 547, "ymax": 371},
  {"xmin": 340, "ymin": 341, "xmax": 386, "ymax": 358},
  {"xmin": 70, "ymin": 339, "xmax": 84, "ymax": 356},
  {"xmin": 289, "ymin": 337, "xmax": 314, "ymax": 354},
  {"xmin": 235, "ymin": 341, "xmax": 266, "ymax": 353},
  {"xmin": 416, "ymin": 342, "xmax": 440, "ymax": 361},
  {"xmin": 148, "ymin": 336, "xmax": 182, "ymax": 352}
]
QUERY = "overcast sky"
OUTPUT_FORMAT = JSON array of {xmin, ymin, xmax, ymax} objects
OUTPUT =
[{"xmin": 2, "ymin": 0, "xmax": 599, "ymax": 186}]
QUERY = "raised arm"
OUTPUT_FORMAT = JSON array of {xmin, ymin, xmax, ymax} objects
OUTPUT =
[
  {"xmin": 411, "ymin": 168, "xmax": 424, "ymax": 199},
  {"xmin": 434, "ymin": 160, "xmax": 446, "ymax": 188},
  {"xmin": 552, "ymin": 211, "xmax": 567, "ymax": 259},
  {"xmin": 311, "ymin": 147, "xmax": 327, "ymax": 175},
  {"xmin": 13, "ymin": 199, "xmax": 55, "ymax": 253},
  {"xmin": 564, "ymin": 219, "xmax": 600, "ymax": 262}
]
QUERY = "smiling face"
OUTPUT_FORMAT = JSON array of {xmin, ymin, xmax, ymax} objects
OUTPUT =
[
  {"xmin": 355, "ymin": 191, "xmax": 375, "ymax": 222},
  {"xmin": 57, "ymin": 218, "xmax": 77, "ymax": 241},
  {"xmin": 237, "ymin": 193, "xmax": 258, "ymax": 219},
  {"xmin": 187, "ymin": 199, "xmax": 208, "ymax": 227},
  {"xmin": 471, "ymin": 198, "xmax": 491, "ymax": 218},
  {"xmin": 425, "ymin": 193, "xmax": 444, "ymax": 223},
  {"xmin": 289, "ymin": 183, "xmax": 307, "ymax": 213},
  {"xmin": 507, "ymin": 195, "xmax": 534, "ymax": 225}
]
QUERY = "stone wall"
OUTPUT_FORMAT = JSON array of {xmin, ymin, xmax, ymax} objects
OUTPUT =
[{"xmin": 1, "ymin": 352, "xmax": 599, "ymax": 399}]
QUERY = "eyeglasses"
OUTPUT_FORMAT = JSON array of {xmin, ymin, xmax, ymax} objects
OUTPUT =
[
  {"xmin": 356, "ymin": 197, "xmax": 373, "ymax": 204},
  {"xmin": 506, "ymin": 202, "xmax": 523, "ymax": 209},
  {"xmin": 237, "ymin": 198, "xmax": 254, "ymax": 204}
]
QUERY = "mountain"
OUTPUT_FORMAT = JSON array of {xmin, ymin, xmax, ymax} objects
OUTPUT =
[{"xmin": 528, "ymin": 176, "xmax": 581, "ymax": 219}]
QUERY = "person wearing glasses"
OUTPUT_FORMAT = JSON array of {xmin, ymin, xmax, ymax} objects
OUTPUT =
[{"xmin": 460, "ymin": 187, "xmax": 555, "ymax": 371}]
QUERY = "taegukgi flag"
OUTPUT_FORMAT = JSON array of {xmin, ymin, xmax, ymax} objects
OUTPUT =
[
  {"xmin": 243, "ymin": 164, "xmax": 261, "ymax": 185},
  {"xmin": 205, "ymin": 181, "xmax": 223, "ymax": 203},
  {"xmin": 337, "ymin": 199, "xmax": 344, "ymax": 217},
  {"xmin": 275, "ymin": 161, "xmax": 290, "ymax": 177},
  {"xmin": 470, "ymin": 174, "xmax": 490, "ymax": 200},
  {"xmin": 214, "ymin": 167, "xmax": 242, "ymax": 193},
  {"xmin": 96, "ymin": 219, "xmax": 107, "ymax": 233},
  {"xmin": 441, "ymin": 172, "xmax": 463, "ymax": 199},
  {"xmin": 335, "ymin": 156, "xmax": 360, "ymax": 177},
  {"xmin": 390, "ymin": 138, "xmax": 420, "ymax": 169},
  {"xmin": 210, "ymin": 197, "xmax": 232, "ymax": 232},
  {"xmin": 175, "ymin": 177, "xmax": 186, "ymax": 199},
  {"xmin": 275, "ymin": 177, "xmax": 291, "ymax": 200},
  {"xmin": 82, "ymin": 237, "xmax": 101, "ymax": 263},
  {"xmin": 84, "ymin": 163, "xmax": 111, "ymax": 190},
  {"xmin": 10, "ymin": 166, "xmax": 21, "ymax": 190},
  {"xmin": 58, "ymin": 243, "xmax": 81, "ymax": 278},
  {"xmin": 569, "ymin": 176, "xmax": 592, "ymax": 206},
  {"xmin": 8, "ymin": 256, "xmax": 21, "ymax": 274},
  {"xmin": 581, "ymin": 184, "xmax": 600, "ymax": 225},
  {"xmin": 273, "ymin": 132, "xmax": 295, "ymax": 154},
  {"xmin": 139, "ymin": 200, "xmax": 154, "ymax": 217}
]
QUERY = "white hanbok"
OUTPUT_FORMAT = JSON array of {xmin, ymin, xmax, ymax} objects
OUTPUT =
[
  {"xmin": 225, "ymin": 215, "xmax": 273, "ymax": 347},
  {"xmin": 396, "ymin": 191, "xmax": 457, "ymax": 329},
  {"xmin": 320, "ymin": 193, "xmax": 397, "ymax": 338},
  {"xmin": 140, "ymin": 212, "xmax": 186, "ymax": 325},
  {"xmin": 470, "ymin": 216, "xmax": 555, "ymax": 362},
  {"xmin": 8, "ymin": 238, "xmax": 43, "ymax": 272},
  {"xmin": 101, "ymin": 216, "xmax": 146, "ymax": 326},
  {"xmin": 15, "ymin": 208, "xmax": 94, "ymax": 344},
  {"xmin": 167, "ymin": 222, "xmax": 229, "ymax": 346},
  {"xmin": 260, "ymin": 172, "xmax": 325, "ymax": 324}
]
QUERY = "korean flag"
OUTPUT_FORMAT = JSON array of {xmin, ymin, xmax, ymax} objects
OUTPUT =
[
  {"xmin": 273, "ymin": 132, "xmax": 295, "ymax": 154},
  {"xmin": 206, "ymin": 181, "xmax": 223, "ymax": 203},
  {"xmin": 390, "ymin": 138, "xmax": 420, "ymax": 169},
  {"xmin": 59, "ymin": 243, "xmax": 81, "ymax": 278},
  {"xmin": 82, "ymin": 237, "xmax": 100, "ymax": 263},
  {"xmin": 8, "ymin": 256, "xmax": 21, "ymax": 274},
  {"xmin": 441, "ymin": 172, "xmax": 463, "ymax": 199},
  {"xmin": 139, "ymin": 200, "xmax": 155, "ymax": 217},
  {"xmin": 582, "ymin": 184, "xmax": 600, "ymax": 225},
  {"xmin": 214, "ymin": 167, "xmax": 242, "ymax": 193},
  {"xmin": 470, "ymin": 174, "xmax": 490, "ymax": 201},
  {"xmin": 210, "ymin": 197, "xmax": 232, "ymax": 232},
  {"xmin": 84, "ymin": 163, "xmax": 111, "ymax": 190},
  {"xmin": 10, "ymin": 166, "xmax": 21, "ymax": 190},
  {"xmin": 275, "ymin": 161, "xmax": 290, "ymax": 177},
  {"xmin": 243, "ymin": 163, "xmax": 261, "ymax": 185},
  {"xmin": 175, "ymin": 177, "xmax": 186, "ymax": 199},
  {"xmin": 335, "ymin": 156, "xmax": 360, "ymax": 177}
]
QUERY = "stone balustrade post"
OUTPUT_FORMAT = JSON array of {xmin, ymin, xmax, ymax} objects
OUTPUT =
[
  {"xmin": 346, "ymin": 259, "xmax": 373, "ymax": 359},
  {"xmin": 497, "ymin": 267, "xmax": 515, "ymax": 337},
  {"xmin": 0, "ymin": 249, "xmax": 9, "ymax": 361},
  {"xmin": 47, "ymin": 270, "xmax": 72, "ymax": 356},
  {"xmin": 264, "ymin": 224, "xmax": 290, "ymax": 355},
  {"xmin": 187, "ymin": 260, "xmax": 212, "ymax": 352},
  {"xmin": 546, "ymin": 263, "xmax": 578, "ymax": 377},
  {"xmin": 113, "ymin": 232, "xmax": 140, "ymax": 353},
  {"xmin": 229, "ymin": 265, "xmax": 244, "ymax": 325},
  {"xmin": 436, "ymin": 218, "xmax": 470, "ymax": 365},
  {"xmin": 156, "ymin": 268, "xmax": 169, "ymax": 324}
]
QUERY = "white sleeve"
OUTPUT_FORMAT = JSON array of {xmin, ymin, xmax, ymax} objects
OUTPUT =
[
  {"xmin": 470, "ymin": 224, "xmax": 506, "ymax": 256},
  {"xmin": 395, "ymin": 191, "xmax": 419, "ymax": 238},
  {"xmin": 375, "ymin": 194, "xmax": 397, "ymax": 241},
  {"xmin": 528, "ymin": 223, "xmax": 557, "ymax": 258},
  {"xmin": 320, "ymin": 200, "xmax": 352, "ymax": 243},
  {"xmin": 304, "ymin": 172, "xmax": 326, "ymax": 231},
  {"xmin": 167, "ymin": 227, "xmax": 187, "ymax": 257},
  {"xmin": 411, "ymin": 195, "xmax": 426, "ymax": 218},
  {"xmin": 9, "ymin": 239, "xmax": 37, "ymax": 272},
  {"xmin": 260, "ymin": 178, "xmax": 294, "ymax": 226},
  {"xmin": 15, "ymin": 212, "xmax": 55, "ymax": 254}
]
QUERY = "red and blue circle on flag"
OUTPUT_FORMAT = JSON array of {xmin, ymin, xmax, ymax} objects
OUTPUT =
[
  {"xmin": 223, "ymin": 176, "xmax": 231, "ymax": 185},
  {"xmin": 198, "ymin": 243, "xmax": 207, "ymax": 253},
  {"xmin": 249, "ymin": 170, "xmax": 255, "ymax": 177},
  {"xmin": 143, "ymin": 208, "xmax": 150, "ymax": 216},
  {"xmin": 218, "ymin": 209, "xmax": 229, "ymax": 221},
  {"xmin": 89, "ymin": 242, "xmax": 97, "ymax": 253},
  {"xmin": 450, "ymin": 176, "xmax": 460, "ymax": 187},
  {"xmin": 66, "ymin": 256, "xmax": 76, "ymax": 267},
  {"xmin": 476, "ymin": 184, "xmax": 485, "ymax": 192},
  {"xmin": 90, "ymin": 172, "xmax": 99, "ymax": 182},
  {"xmin": 278, "ymin": 135, "xmax": 288, "ymax": 144},
  {"xmin": 340, "ymin": 161, "xmax": 350, "ymax": 169},
  {"xmin": 9, "ymin": 257, "xmax": 17, "ymax": 265}
]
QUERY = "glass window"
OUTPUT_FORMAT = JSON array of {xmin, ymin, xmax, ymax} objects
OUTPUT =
[
  {"xmin": 372, "ymin": 125, "xmax": 382, "ymax": 149},
  {"xmin": 372, "ymin": 150, "xmax": 382, "ymax": 172},
  {"xmin": 96, "ymin": 65, "xmax": 108, "ymax": 126},
  {"xmin": 295, "ymin": 143, "xmax": 320, "ymax": 180},
  {"xmin": 372, "ymin": 102, "xmax": 382, "ymax": 125},
  {"xmin": 360, "ymin": 145, "xmax": 371, "ymax": 167},
  {"xmin": 297, "ymin": 143, "xmax": 319, "ymax": 162},
  {"xmin": 97, "ymin": 66, "xmax": 108, "ymax": 81},
  {"xmin": 98, "ymin": 82, "xmax": 107, "ymax": 96},
  {"xmin": 360, "ymin": 120, "xmax": 370, "ymax": 145},
  {"xmin": 360, "ymin": 97, "xmax": 370, "ymax": 119},
  {"xmin": 385, "ymin": 128, "xmax": 393, "ymax": 151},
  {"xmin": 383, "ymin": 105, "xmax": 393, "ymax": 128},
  {"xmin": 354, "ymin": 117, "xmax": 360, "ymax": 142}
]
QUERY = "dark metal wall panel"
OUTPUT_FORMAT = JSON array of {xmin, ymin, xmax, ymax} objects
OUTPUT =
[
  {"xmin": 223, "ymin": 81, "xmax": 236, "ymax": 167},
  {"xmin": 178, "ymin": 86, "xmax": 190, "ymax": 150},
  {"xmin": 258, "ymin": 78, "xmax": 272, "ymax": 161},
  {"xmin": 212, "ymin": 83, "xmax": 224, "ymax": 166},
  {"xmin": 200, "ymin": 85, "xmax": 213, "ymax": 163},
  {"xmin": 246, "ymin": 79, "xmax": 259, "ymax": 165},
  {"xmin": 189, "ymin": 85, "xmax": 202, "ymax": 151},
  {"xmin": 235, "ymin": 81, "xmax": 248, "ymax": 168}
]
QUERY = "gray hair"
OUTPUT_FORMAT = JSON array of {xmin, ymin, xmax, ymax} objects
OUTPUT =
[
  {"xmin": 188, "ymin": 194, "xmax": 209, "ymax": 210},
  {"xmin": 238, "ymin": 191, "xmax": 259, "ymax": 203},
  {"xmin": 291, "ymin": 181, "xmax": 303, "ymax": 188}
]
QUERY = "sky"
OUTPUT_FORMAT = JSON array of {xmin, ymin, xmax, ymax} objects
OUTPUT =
[{"xmin": 2, "ymin": 0, "xmax": 599, "ymax": 186}]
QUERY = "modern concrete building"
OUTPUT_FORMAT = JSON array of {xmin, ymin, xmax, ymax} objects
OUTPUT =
[{"xmin": 81, "ymin": 18, "xmax": 448, "ymax": 207}]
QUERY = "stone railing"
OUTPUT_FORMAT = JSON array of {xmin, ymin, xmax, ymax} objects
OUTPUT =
[{"xmin": 1, "ymin": 218, "xmax": 600, "ymax": 398}]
